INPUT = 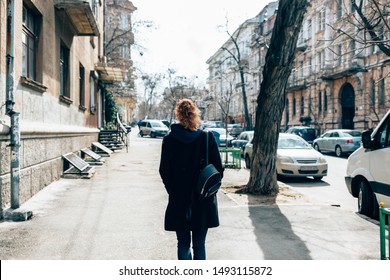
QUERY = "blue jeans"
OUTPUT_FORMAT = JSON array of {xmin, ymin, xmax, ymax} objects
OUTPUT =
[{"xmin": 176, "ymin": 228, "xmax": 208, "ymax": 260}]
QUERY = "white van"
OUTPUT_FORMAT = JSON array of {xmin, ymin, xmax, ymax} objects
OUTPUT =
[{"xmin": 345, "ymin": 110, "xmax": 390, "ymax": 219}]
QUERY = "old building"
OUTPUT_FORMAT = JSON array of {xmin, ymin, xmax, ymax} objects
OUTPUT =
[
  {"xmin": 104, "ymin": 0, "xmax": 137, "ymax": 125},
  {"xmin": 206, "ymin": 1, "xmax": 278, "ymax": 126},
  {"xmin": 283, "ymin": 0, "xmax": 390, "ymax": 134},
  {"xmin": 0, "ymin": 0, "xmax": 117, "ymax": 212},
  {"xmin": 207, "ymin": 0, "xmax": 389, "ymax": 133},
  {"xmin": 206, "ymin": 17, "xmax": 259, "ymax": 125}
]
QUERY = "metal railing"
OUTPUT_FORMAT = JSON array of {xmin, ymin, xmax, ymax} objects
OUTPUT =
[
  {"xmin": 379, "ymin": 202, "xmax": 390, "ymax": 260},
  {"xmin": 219, "ymin": 148, "xmax": 241, "ymax": 169}
]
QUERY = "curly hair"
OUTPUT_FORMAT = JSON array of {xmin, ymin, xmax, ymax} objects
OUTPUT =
[{"xmin": 175, "ymin": 99, "xmax": 200, "ymax": 131}]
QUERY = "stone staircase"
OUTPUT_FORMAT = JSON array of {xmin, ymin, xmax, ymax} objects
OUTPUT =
[{"xmin": 98, "ymin": 130, "xmax": 124, "ymax": 152}]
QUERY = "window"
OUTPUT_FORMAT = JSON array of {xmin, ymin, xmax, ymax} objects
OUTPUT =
[
  {"xmin": 335, "ymin": 45, "xmax": 342, "ymax": 66},
  {"xmin": 307, "ymin": 19, "xmax": 312, "ymax": 38},
  {"xmin": 370, "ymin": 78, "xmax": 376, "ymax": 106},
  {"xmin": 22, "ymin": 5, "xmax": 39, "ymax": 80},
  {"xmin": 335, "ymin": 0, "xmax": 342, "ymax": 20},
  {"xmin": 300, "ymin": 61, "xmax": 304, "ymax": 77},
  {"xmin": 60, "ymin": 42, "xmax": 70, "ymax": 98},
  {"xmin": 318, "ymin": 91, "xmax": 322, "ymax": 113},
  {"xmin": 324, "ymin": 91, "xmax": 328, "ymax": 113},
  {"xmin": 300, "ymin": 96, "xmax": 305, "ymax": 115},
  {"xmin": 120, "ymin": 14, "xmax": 128, "ymax": 29},
  {"xmin": 90, "ymin": 74, "xmax": 97, "ymax": 113},
  {"xmin": 79, "ymin": 64, "xmax": 85, "ymax": 108},
  {"xmin": 379, "ymin": 78, "xmax": 385, "ymax": 106},
  {"xmin": 293, "ymin": 98, "xmax": 296, "ymax": 116},
  {"xmin": 308, "ymin": 57, "xmax": 312, "ymax": 74},
  {"xmin": 376, "ymin": 117, "xmax": 390, "ymax": 149},
  {"xmin": 317, "ymin": 10, "xmax": 325, "ymax": 31}
]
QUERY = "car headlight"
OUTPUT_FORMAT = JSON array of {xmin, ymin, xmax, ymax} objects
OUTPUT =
[
  {"xmin": 318, "ymin": 157, "xmax": 327, "ymax": 163},
  {"xmin": 277, "ymin": 155, "xmax": 294, "ymax": 163}
]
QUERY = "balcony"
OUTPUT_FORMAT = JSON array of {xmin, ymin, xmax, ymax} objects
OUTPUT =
[
  {"xmin": 55, "ymin": 0, "xmax": 99, "ymax": 36},
  {"xmin": 287, "ymin": 77, "xmax": 308, "ymax": 91},
  {"xmin": 320, "ymin": 61, "xmax": 366, "ymax": 81},
  {"xmin": 95, "ymin": 62, "xmax": 124, "ymax": 83}
]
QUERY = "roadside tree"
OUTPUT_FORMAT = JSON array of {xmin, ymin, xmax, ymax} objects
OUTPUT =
[{"xmin": 246, "ymin": 0, "xmax": 309, "ymax": 195}]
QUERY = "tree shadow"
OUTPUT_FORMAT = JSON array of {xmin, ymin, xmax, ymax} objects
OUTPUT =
[{"xmin": 246, "ymin": 194, "xmax": 313, "ymax": 260}]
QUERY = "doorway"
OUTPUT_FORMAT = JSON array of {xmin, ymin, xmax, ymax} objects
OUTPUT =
[{"xmin": 340, "ymin": 83, "xmax": 355, "ymax": 129}]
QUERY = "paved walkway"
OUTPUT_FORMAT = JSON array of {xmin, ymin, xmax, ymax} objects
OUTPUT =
[{"xmin": 0, "ymin": 128, "xmax": 381, "ymax": 260}]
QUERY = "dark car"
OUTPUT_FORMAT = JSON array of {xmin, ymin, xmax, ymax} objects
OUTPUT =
[
  {"xmin": 228, "ymin": 124, "xmax": 244, "ymax": 137},
  {"xmin": 231, "ymin": 131, "xmax": 254, "ymax": 157},
  {"xmin": 285, "ymin": 126, "xmax": 317, "ymax": 144}
]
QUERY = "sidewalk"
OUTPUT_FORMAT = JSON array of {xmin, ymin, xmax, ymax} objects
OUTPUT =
[{"xmin": 0, "ymin": 128, "xmax": 381, "ymax": 260}]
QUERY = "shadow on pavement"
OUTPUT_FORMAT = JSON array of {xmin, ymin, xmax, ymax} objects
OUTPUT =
[{"xmin": 247, "ymin": 195, "xmax": 312, "ymax": 260}]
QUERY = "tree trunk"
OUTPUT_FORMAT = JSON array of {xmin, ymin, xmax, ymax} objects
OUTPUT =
[
  {"xmin": 239, "ymin": 67, "xmax": 252, "ymax": 130},
  {"xmin": 246, "ymin": 0, "xmax": 309, "ymax": 195}
]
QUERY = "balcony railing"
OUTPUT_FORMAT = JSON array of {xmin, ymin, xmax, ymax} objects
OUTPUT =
[{"xmin": 55, "ymin": 0, "xmax": 100, "ymax": 36}]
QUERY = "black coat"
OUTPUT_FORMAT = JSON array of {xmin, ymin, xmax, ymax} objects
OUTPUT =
[{"xmin": 159, "ymin": 124, "xmax": 224, "ymax": 231}]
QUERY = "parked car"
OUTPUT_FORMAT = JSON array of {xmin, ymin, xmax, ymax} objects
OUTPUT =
[
  {"xmin": 345, "ymin": 110, "xmax": 390, "ymax": 219},
  {"xmin": 244, "ymin": 133, "xmax": 328, "ymax": 181},
  {"xmin": 227, "ymin": 124, "xmax": 244, "ymax": 137},
  {"xmin": 313, "ymin": 129, "xmax": 362, "ymax": 157},
  {"xmin": 231, "ymin": 131, "xmax": 254, "ymax": 157},
  {"xmin": 202, "ymin": 121, "xmax": 225, "ymax": 129},
  {"xmin": 139, "ymin": 120, "xmax": 169, "ymax": 138},
  {"xmin": 205, "ymin": 127, "xmax": 234, "ymax": 147},
  {"xmin": 285, "ymin": 126, "xmax": 317, "ymax": 144}
]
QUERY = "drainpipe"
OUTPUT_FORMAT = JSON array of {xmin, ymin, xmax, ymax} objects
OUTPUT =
[{"xmin": 6, "ymin": 0, "xmax": 21, "ymax": 210}]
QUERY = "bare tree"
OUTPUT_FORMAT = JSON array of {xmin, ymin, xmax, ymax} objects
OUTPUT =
[
  {"xmin": 220, "ymin": 18, "xmax": 255, "ymax": 130},
  {"xmin": 138, "ymin": 72, "xmax": 163, "ymax": 119},
  {"xmin": 246, "ymin": 0, "xmax": 309, "ymax": 195}
]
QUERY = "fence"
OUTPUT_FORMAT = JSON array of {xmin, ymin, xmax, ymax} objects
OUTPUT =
[
  {"xmin": 219, "ymin": 148, "xmax": 241, "ymax": 169},
  {"xmin": 379, "ymin": 202, "xmax": 390, "ymax": 260}
]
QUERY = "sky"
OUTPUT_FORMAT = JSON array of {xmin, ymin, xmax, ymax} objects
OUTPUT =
[{"xmin": 130, "ymin": 0, "xmax": 275, "ymax": 88}]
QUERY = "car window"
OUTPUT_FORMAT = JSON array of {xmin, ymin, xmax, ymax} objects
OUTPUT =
[
  {"xmin": 150, "ymin": 121, "xmax": 163, "ymax": 127},
  {"xmin": 278, "ymin": 137, "xmax": 311, "ymax": 149},
  {"xmin": 346, "ymin": 130, "xmax": 361, "ymax": 137},
  {"xmin": 302, "ymin": 128, "xmax": 316, "ymax": 136},
  {"xmin": 377, "ymin": 117, "xmax": 390, "ymax": 148}
]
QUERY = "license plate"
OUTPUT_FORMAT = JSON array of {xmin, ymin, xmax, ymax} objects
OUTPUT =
[{"xmin": 300, "ymin": 166, "xmax": 318, "ymax": 171}]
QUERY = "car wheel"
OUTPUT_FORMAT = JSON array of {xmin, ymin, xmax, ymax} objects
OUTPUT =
[
  {"xmin": 139, "ymin": 131, "xmax": 144, "ymax": 137},
  {"xmin": 314, "ymin": 143, "xmax": 321, "ymax": 152},
  {"xmin": 313, "ymin": 176, "xmax": 323, "ymax": 181},
  {"xmin": 335, "ymin": 145, "xmax": 343, "ymax": 157},
  {"xmin": 358, "ymin": 180, "xmax": 374, "ymax": 217},
  {"xmin": 150, "ymin": 132, "xmax": 156, "ymax": 138},
  {"xmin": 245, "ymin": 154, "xmax": 251, "ymax": 169}
]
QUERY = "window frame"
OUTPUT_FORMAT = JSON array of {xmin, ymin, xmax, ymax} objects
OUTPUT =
[{"xmin": 22, "ymin": 4, "xmax": 39, "ymax": 81}]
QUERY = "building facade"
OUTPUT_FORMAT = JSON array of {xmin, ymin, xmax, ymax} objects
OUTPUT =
[
  {"xmin": 284, "ymin": 0, "xmax": 390, "ymax": 134},
  {"xmin": 206, "ymin": 17, "xmax": 259, "ymax": 125},
  {"xmin": 104, "ymin": 0, "xmax": 137, "ymax": 125},
  {"xmin": 207, "ymin": 0, "xmax": 390, "ymax": 134},
  {"xmin": 0, "ymin": 0, "xmax": 114, "ymax": 212}
]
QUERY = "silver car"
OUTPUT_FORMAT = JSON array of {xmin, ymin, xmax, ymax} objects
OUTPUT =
[
  {"xmin": 244, "ymin": 133, "xmax": 328, "ymax": 181},
  {"xmin": 139, "ymin": 120, "xmax": 169, "ymax": 138},
  {"xmin": 205, "ymin": 128, "xmax": 234, "ymax": 147},
  {"xmin": 313, "ymin": 129, "xmax": 362, "ymax": 157}
]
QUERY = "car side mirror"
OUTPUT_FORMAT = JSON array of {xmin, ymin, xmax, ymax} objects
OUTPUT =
[{"xmin": 361, "ymin": 129, "xmax": 373, "ymax": 149}]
